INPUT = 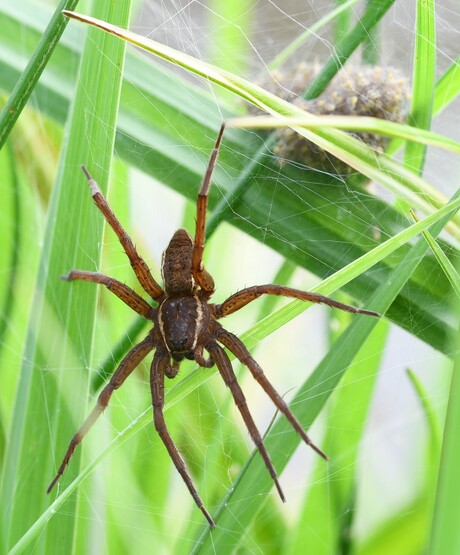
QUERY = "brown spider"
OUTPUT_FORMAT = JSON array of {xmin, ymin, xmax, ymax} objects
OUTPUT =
[{"xmin": 47, "ymin": 123, "xmax": 379, "ymax": 527}]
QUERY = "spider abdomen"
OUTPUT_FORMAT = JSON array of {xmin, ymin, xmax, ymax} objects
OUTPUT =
[{"xmin": 158, "ymin": 295, "xmax": 210, "ymax": 361}]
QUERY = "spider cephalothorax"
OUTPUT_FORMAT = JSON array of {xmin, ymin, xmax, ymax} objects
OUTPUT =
[{"xmin": 47, "ymin": 123, "xmax": 379, "ymax": 527}]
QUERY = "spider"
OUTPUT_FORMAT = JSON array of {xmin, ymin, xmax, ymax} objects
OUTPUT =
[{"xmin": 47, "ymin": 123, "xmax": 379, "ymax": 527}]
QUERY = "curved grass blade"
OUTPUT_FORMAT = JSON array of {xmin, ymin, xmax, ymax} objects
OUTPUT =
[
  {"xmin": 410, "ymin": 210, "xmax": 460, "ymax": 299},
  {"xmin": 404, "ymin": 0, "xmax": 436, "ymax": 173},
  {"xmin": 228, "ymin": 114, "xmax": 460, "ymax": 153},
  {"xmin": 0, "ymin": 2, "xmax": 132, "ymax": 553},
  {"xmin": 62, "ymin": 9, "xmax": 453, "ymax": 227}
]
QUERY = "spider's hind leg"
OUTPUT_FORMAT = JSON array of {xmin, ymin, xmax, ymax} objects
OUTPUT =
[
  {"xmin": 216, "ymin": 325, "xmax": 328, "ymax": 461},
  {"xmin": 206, "ymin": 340, "xmax": 286, "ymax": 502},
  {"xmin": 151, "ymin": 350, "xmax": 216, "ymax": 527}
]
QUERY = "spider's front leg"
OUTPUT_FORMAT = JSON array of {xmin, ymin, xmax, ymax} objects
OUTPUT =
[
  {"xmin": 213, "ymin": 284, "xmax": 380, "ymax": 319},
  {"xmin": 151, "ymin": 349, "xmax": 215, "ymax": 528},
  {"xmin": 191, "ymin": 123, "xmax": 226, "ymax": 296},
  {"xmin": 80, "ymin": 166, "xmax": 164, "ymax": 302}
]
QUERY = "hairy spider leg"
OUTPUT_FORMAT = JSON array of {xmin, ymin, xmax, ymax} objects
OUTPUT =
[
  {"xmin": 62, "ymin": 270, "xmax": 153, "ymax": 319},
  {"xmin": 47, "ymin": 333, "xmax": 154, "ymax": 494},
  {"xmin": 213, "ymin": 284, "xmax": 380, "ymax": 319},
  {"xmin": 151, "ymin": 350, "xmax": 216, "ymax": 528},
  {"xmin": 215, "ymin": 325, "xmax": 328, "ymax": 459},
  {"xmin": 207, "ymin": 341, "xmax": 286, "ymax": 502},
  {"xmin": 81, "ymin": 166, "xmax": 164, "ymax": 301},
  {"xmin": 191, "ymin": 122, "xmax": 227, "ymax": 295}
]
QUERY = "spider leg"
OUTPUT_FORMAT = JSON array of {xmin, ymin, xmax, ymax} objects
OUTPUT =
[
  {"xmin": 81, "ymin": 166, "xmax": 164, "ymax": 301},
  {"xmin": 215, "ymin": 325, "xmax": 328, "ymax": 460},
  {"xmin": 194, "ymin": 345, "xmax": 214, "ymax": 368},
  {"xmin": 62, "ymin": 270, "xmax": 153, "ymax": 319},
  {"xmin": 213, "ymin": 284, "xmax": 380, "ymax": 318},
  {"xmin": 151, "ymin": 350, "xmax": 216, "ymax": 528},
  {"xmin": 47, "ymin": 333, "xmax": 154, "ymax": 494},
  {"xmin": 191, "ymin": 123, "xmax": 226, "ymax": 295},
  {"xmin": 165, "ymin": 359, "xmax": 180, "ymax": 379},
  {"xmin": 206, "ymin": 341, "xmax": 286, "ymax": 502}
]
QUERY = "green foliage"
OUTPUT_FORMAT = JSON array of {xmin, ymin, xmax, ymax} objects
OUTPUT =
[
  {"xmin": 429, "ymin": 325, "xmax": 460, "ymax": 554},
  {"xmin": 0, "ymin": 1, "xmax": 132, "ymax": 552},
  {"xmin": 0, "ymin": 1, "xmax": 458, "ymax": 554}
]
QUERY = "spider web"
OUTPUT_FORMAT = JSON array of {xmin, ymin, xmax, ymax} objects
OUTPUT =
[
  {"xmin": 112, "ymin": 1, "xmax": 457, "ymax": 548},
  {"xmin": 2, "ymin": 0, "xmax": 459, "ymax": 553}
]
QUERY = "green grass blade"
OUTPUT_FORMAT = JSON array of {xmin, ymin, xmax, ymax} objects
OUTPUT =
[
  {"xmin": 433, "ymin": 56, "xmax": 460, "ymax": 115},
  {"xmin": 91, "ymin": 316, "xmax": 147, "ymax": 392},
  {"xmin": 0, "ymin": 1, "xmax": 131, "ymax": 553},
  {"xmin": 356, "ymin": 498, "xmax": 429, "ymax": 555},
  {"xmin": 229, "ymin": 114, "xmax": 460, "ymax": 153},
  {"xmin": 267, "ymin": 0, "xmax": 361, "ymax": 71},
  {"xmin": 404, "ymin": 0, "xmax": 436, "ymax": 172},
  {"xmin": 257, "ymin": 259, "xmax": 297, "ymax": 318},
  {"xmin": 410, "ymin": 209, "xmax": 460, "ymax": 298},
  {"xmin": 287, "ymin": 319, "xmax": 390, "ymax": 555},
  {"xmin": 428, "ymin": 321, "xmax": 460, "ymax": 554},
  {"xmin": 0, "ymin": 141, "xmax": 20, "ymax": 481},
  {"xmin": 407, "ymin": 369, "xmax": 442, "ymax": 467},
  {"xmin": 362, "ymin": 0, "xmax": 381, "ymax": 65},
  {"xmin": 240, "ymin": 194, "xmax": 460, "ymax": 349},
  {"xmin": 191, "ymin": 190, "xmax": 460, "ymax": 553},
  {"xmin": 303, "ymin": 0, "xmax": 396, "ymax": 100},
  {"xmin": 333, "ymin": 0, "xmax": 352, "ymax": 41},
  {"xmin": 208, "ymin": 0, "xmax": 253, "ymax": 75},
  {"xmin": 0, "ymin": 0, "xmax": 80, "ymax": 151},
  {"xmin": 0, "ymin": 142, "xmax": 21, "ymax": 365},
  {"xmin": 387, "ymin": 57, "xmax": 460, "ymax": 156}
]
